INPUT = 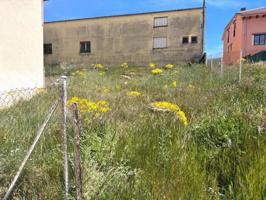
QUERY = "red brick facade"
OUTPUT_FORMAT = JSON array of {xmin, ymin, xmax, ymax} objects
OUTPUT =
[{"xmin": 223, "ymin": 8, "xmax": 266, "ymax": 65}]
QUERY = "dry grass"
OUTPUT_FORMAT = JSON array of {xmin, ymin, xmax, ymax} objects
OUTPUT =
[{"xmin": 1, "ymin": 64, "xmax": 266, "ymax": 199}]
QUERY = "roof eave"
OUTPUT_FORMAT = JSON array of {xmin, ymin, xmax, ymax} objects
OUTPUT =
[{"xmin": 44, "ymin": 7, "xmax": 203, "ymax": 24}]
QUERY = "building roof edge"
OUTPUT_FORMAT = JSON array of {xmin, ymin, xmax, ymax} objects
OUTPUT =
[{"xmin": 44, "ymin": 7, "xmax": 203, "ymax": 24}]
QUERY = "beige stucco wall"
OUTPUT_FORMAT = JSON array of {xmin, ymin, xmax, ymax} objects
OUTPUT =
[
  {"xmin": 0, "ymin": 0, "xmax": 44, "ymax": 92},
  {"xmin": 44, "ymin": 8, "xmax": 203, "ymax": 67}
]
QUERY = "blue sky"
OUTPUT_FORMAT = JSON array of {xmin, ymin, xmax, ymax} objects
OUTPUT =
[{"xmin": 44, "ymin": 0, "xmax": 265, "ymax": 55}]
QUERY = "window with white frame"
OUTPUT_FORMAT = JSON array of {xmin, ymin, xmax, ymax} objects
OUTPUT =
[
  {"xmin": 154, "ymin": 17, "xmax": 168, "ymax": 27},
  {"xmin": 254, "ymin": 34, "xmax": 266, "ymax": 45},
  {"xmin": 153, "ymin": 37, "xmax": 167, "ymax": 49}
]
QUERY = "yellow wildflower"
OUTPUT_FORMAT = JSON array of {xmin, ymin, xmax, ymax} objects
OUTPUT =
[
  {"xmin": 93, "ymin": 63, "xmax": 104, "ymax": 69},
  {"xmin": 172, "ymin": 81, "xmax": 177, "ymax": 88},
  {"xmin": 127, "ymin": 91, "xmax": 142, "ymax": 97},
  {"xmin": 152, "ymin": 68, "xmax": 163, "ymax": 75},
  {"xmin": 177, "ymin": 110, "xmax": 188, "ymax": 126},
  {"xmin": 149, "ymin": 63, "xmax": 156, "ymax": 68},
  {"xmin": 98, "ymin": 107, "xmax": 111, "ymax": 113},
  {"xmin": 97, "ymin": 100, "xmax": 111, "ymax": 113},
  {"xmin": 101, "ymin": 86, "xmax": 111, "ymax": 93},
  {"xmin": 152, "ymin": 101, "xmax": 180, "ymax": 112},
  {"xmin": 188, "ymin": 84, "xmax": 195, "ymax": 90},
  {"xmin": 67, "ymin": 97, "xmax": 111, "ymax": 117},
  {"xmin": 121, "ymin": 62, "xmax": 129, "ymax": 69},
  {"xmin": 72, "ymin": 69, "xmax": 87, "ymax": 77},
  {"xmin": 151, "ymin": 101, "xmax": 188, "ymax": 126},
  {"xmin": 165, "ymin": 64, "xmax": 174, "ymax": 69},
  {"xmin": 67, "ymin": 96, "xmax": 80, "ymax": 106}
]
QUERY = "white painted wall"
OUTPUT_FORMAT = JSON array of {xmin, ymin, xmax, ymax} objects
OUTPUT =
[{"xmin": 0, "ymin": 0, "xmax": 44, "ymax": 92}]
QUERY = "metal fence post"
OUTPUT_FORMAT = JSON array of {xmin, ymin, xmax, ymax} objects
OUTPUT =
[
  {"xmin": 239, "ymin": 50, "xmax": 243, "ymax": 83},
  {"xmin": 221, "ymin": 52, "xmax": 224, "ymax": 78},
  {"xmin": 61, "ymin": 76, "xmax": 69, "ymax": 200},
  {"xmin": 72, "ymin": 103, "xmax": 83, "ymax": 200}
]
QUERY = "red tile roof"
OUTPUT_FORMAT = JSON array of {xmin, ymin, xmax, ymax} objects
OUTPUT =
[
  {"xmin": 238, "ymin": 7, "xmax": 266, "ymax": 16},
  {"xmin": 222, "ymin": 7, "xmax": 266, "ymax": 39}
]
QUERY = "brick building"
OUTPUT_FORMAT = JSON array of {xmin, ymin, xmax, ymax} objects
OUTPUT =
[{"xmin": 223, "ymin": 7, "xmax": 266, "ymax": 65}]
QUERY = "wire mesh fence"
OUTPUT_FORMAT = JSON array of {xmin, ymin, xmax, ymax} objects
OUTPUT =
[
  {"xmin": 206, "ymin": 50, "xmax": 256, "ymax": 83},
  {"xmin": 0, "ymin": 79, "xmax": 65, "ymax": 199}
]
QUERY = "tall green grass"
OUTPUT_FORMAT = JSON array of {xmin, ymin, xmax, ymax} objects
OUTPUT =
[{"xmin": 0, "ymin": 64, "xmax": 265, "ymax": 199}]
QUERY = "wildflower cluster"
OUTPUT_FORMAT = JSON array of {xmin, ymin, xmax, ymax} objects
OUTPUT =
[
  {"xmin": 101, "ymin": 86, "xmax": 111, "ymax": 94},
  {"xmin": 151, "ymin": 101, "xmax": 188, "ymax": 126},
  {"xmin": 152, "ymin": 68, "xmax": 163, "ymax": 75},
  {"xmin": 149, "ymin": 63, "xmax": 156, "ymax": 68},
  {"xmin": 188, "ymin": 84, "xmax": 195, "ymax": 90},
  {"xmin": 165, "ymin": 64, "xmax": 174, "ymax": 69},
  {"xmin": 172, "ymin": 81, "xmax": 177, "ymax": 88},
  {"xmin": 93, "ymin": 63, "xmax": 104, "ymax": 69},
  {"xmin": 72, "ymin": 69, "xmax": 87, "ymax": 77},
  {"xmin": 127, "ymin": 91, "xmax": 142, "ymax": 97},
  {"xmin": 121, "ymin": 62, "xmax": 129, "ymax": 69},
  {"xmin": 67, "ymin": 97, "xmax": 111, "ymax": 116}
]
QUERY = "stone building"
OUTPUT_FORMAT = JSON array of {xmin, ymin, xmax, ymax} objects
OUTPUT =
[
  {"xmin": 0, "ymin": 0, "xmax": 44, "ymax": 91},
  {"xmin": 44, "ymin": 7, "xmax": 204, "ymax": 67}
]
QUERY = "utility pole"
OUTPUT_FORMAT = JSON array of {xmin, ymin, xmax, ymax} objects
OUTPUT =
[{"xmin": 202, "ymin": 0, "xmax": 206, "ymax": 54}]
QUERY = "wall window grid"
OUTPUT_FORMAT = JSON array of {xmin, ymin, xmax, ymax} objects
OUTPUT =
[
  {"xmin": 254, "ymin": 33, "xmax": 266, "ymax": 46},
  {"xmin": 154, "ymin": 17, "xmax": 168, "ymax": 27},
  {"xmin": 191, "ymin": 36, "xmax": 198, "ymax": 44},
  {"xmin": 182, "ymin": 36, "xmax": 189, "ymax": 44},
  {"xmin": 153, "ymin": 37, "xmax": 167, "ymax": 49}
]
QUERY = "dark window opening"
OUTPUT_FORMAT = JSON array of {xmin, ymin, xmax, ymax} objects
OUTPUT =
[
  {"xmin": 44, "ymin": 44, "xmax": 52, "ymax": 55},
  {"xmin": 227, "ymin": 44, "xmax": 232, "ymax": 52},
  {"xmin": 191, "ymin": 36, "xmax": 198, "ymax": 44},
  {"xmin": 233, "ymin": 22, "xmax": 236, "ymax": 37},
  {"xmin": 227, "ymin": 29, "xmax": 230, "ymax": 43},
  {"xmin": 182, "ymin": 37, "xmax": 189, "ymax": 44},
  {"xmin": 254, "ymin": 34, "xmax": 266, "ymax": 46},
  {"xmin": 80, "ymin": 41, "xmax": 91, "ymax": 53}
]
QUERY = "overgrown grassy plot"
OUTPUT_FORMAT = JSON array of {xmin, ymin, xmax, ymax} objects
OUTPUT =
[
  {"xmin": 0, "ymin": 87, "xmax": 64, "ymax": 199},
  {"xmin": 1, "ymin": 64, "xmax": 266, "ymax": 199}
]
